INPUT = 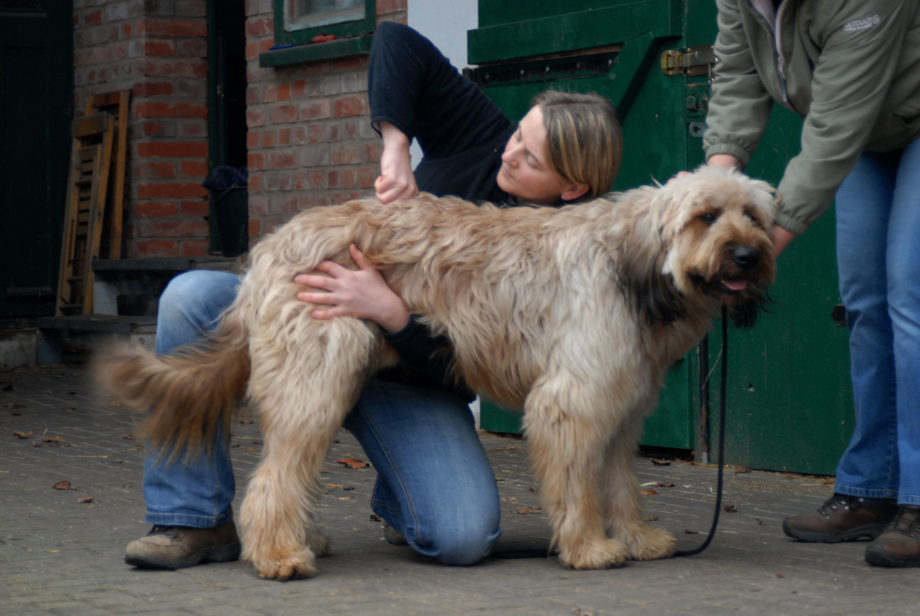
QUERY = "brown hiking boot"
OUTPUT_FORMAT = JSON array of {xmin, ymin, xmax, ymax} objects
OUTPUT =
[
  {"xmin": 865, "ymin": 505, "xmax": 920, "ymax": 567},
  {"xmin": 782, "ymin": 493, "xmax": 898, "ymax": 542},
  {"xmin": 125, "ymin": 521, "xmax": 241, "ymax": 569}
]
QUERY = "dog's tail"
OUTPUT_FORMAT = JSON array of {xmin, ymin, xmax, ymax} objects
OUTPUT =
[{"xmin": 94, "ymin": 311, "xmax": 250, "ymax": 458}]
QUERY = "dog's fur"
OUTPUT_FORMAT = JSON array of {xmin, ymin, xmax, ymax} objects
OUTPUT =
[{"xmin": 97, "ymin": 166, "xmax": 776, "ymax": 580}]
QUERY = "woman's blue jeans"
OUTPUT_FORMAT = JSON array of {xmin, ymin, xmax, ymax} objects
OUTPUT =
[
  {"xmin": 833, "ymin": 138, "xmax": 920, "ymax": 506},
  {"xmin": 143, "ymin": 270, "xmax": 501, "ymax": 565}
]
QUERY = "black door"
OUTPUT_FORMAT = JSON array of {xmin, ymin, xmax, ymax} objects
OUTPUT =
[{"xmin": 0, "ymin": 0, "xmax": 73, "ymax": 318}]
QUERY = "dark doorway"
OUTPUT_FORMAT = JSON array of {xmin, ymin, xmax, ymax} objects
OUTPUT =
[
  {"xmin": 207, "ymin": 0, "xmax": 248, "ymax": 254},
  {"xmin": 0, "ymin": 1, "xmax": 74, "ymax": 318}
]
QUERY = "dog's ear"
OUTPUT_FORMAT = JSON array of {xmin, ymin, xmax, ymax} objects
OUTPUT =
[{"xmin": 618, "ymin": 246, "xmax": 687, "ymax": 326}]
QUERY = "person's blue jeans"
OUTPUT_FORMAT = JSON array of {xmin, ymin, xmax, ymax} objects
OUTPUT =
[
  {"xmin": 143, "ymin": 270, "xmax": 501, "ymax": 564},
  {"xmin": 833, "ymin": 137, "xmax": 920, "ymax": 506}
]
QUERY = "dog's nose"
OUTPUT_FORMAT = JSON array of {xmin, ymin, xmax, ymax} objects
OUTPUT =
[{"xmin": 732, "ymin": 246, "xmax": 760, "ymax": 270}]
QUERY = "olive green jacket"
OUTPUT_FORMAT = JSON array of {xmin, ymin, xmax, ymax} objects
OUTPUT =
[{"xmin": 703, "ymin": 0, "xmax": 920, "ymax": 234}]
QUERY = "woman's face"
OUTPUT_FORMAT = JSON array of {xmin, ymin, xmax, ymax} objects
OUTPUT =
[{"xmin": 497, "ymin": 105, "xmax": 586, "ymax": 204}]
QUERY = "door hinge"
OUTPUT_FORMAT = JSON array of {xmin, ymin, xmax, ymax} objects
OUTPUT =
[{"xmin": 661, "ymin": 45, "xmax": 716, "ymax": 77}]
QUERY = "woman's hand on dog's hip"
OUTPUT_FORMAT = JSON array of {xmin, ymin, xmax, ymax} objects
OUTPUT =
[{"xmin": 294, "ymin": 244, "xmax": 410, "ymax": 332}]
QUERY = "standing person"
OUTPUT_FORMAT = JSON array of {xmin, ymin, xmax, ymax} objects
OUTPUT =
[
  {"xmin": 124, "ymin": 20, "xmax": 622, "ymax": 571},
  {"xmin": 703, "ymin": 0, "xmax": 920, "ymax": 567}
]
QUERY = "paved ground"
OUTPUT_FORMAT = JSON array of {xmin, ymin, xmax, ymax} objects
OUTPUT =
[{"xmin": 1, "ymin": 365, "xmax": 917, "ymax": 615}]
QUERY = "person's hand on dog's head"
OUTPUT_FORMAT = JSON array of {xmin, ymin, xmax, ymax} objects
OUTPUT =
[{"xmin": 294, "ymin": 244, "xmax": 410, "ymax": 333}]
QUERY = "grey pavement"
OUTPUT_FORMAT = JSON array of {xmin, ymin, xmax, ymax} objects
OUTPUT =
[{"xmin": 1, "ymin": 365, "xmax": 917, "ymax": 615}]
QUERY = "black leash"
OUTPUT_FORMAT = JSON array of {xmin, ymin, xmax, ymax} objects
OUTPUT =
[
  {"xmin": 492, "ymin": 306, "xmax": 729, "ymax": 561},
  {"xmin": 674, "ymin": 305, "xmax": 728, "ymax": 557}
]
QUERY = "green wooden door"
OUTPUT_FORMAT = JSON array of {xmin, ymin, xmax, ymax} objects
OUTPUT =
[
  {"xmin": 468, "ymin": 0, "xmax": 853, "ymax": 473},
  {"xmin": 468, "ymin": 0, "xmax": 715, "ymax": 449},
  {"xmin": 0, "ymin": 1, "xmax": 73, "ymax": 318}
]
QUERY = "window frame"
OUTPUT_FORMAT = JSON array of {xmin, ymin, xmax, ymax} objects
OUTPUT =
[{"xmin": 272, "ymin": 0, "xmax": 376, "ymax": 47}]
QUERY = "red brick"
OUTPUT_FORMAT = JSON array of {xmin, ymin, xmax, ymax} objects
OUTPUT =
[
  {"xmin": 145, "ymin": 18, "xmax": 207, "ymax": 38},
  {"xmin": 333, "ymin": 96, "xmax": 365, "ymax": 118},
  {"xmin": 145, "ymin": 40, "xmax": 175, "ymax": 56},
  {"xmin": 135, "ymin": 101, "xmax": 207, "ymax": 119},
  {"xmin": 136, "ymin": 161, "xmax": 177, "ymax": 179},
  {"xmin": 137, "ymin": 181, "xmax": 207, "ymax": 200},
  {"xmin": 147, "ymin": 218, "xmax": 210, "ymax": 238},
  {"xmin": 245, "ymin": 16, "xmax": 273, "ymax": 38},
  {"xmin": 269, "ymin": 105, "xmax": 298, "ymax": 124},
  {"xmin": 180, "ymin": 240, "xmax": 211, "ymax": 257},
  {"xmin": 133, "ymin": 81, "xmax": 174, "ymax": 97},
  {"xmin": 84, "ymin": 10, "xmax": 102, "ymax": 25},
  {"xmin": 137, "ymin": 141, "xmax": 208, "ymax": 158},
  {"xmin": 180, "ymin": 160, "xmax": 209, "ymax": 179},
  {"xmin": 134, "ymin": 240, "xmax": 178, "ymax": 257},
  {"xmin": 180, "ymin": 199, "xmax": 210, "ymax": 217},
  {"xmin": 248, "ymin": 152, "xmax": 266, "ymax": 170},
  {"xmin": 134, "ymin": 201, "xmax": 179, "ymax": 218}
]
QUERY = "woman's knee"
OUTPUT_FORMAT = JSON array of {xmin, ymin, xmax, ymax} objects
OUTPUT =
[
  {"xmin": 156, "ymin": 271, "xmax": 240, "ymax": 353},
  {"xmin": 427, "ymin": 519, "xmax": 500, "ymax": 566}
]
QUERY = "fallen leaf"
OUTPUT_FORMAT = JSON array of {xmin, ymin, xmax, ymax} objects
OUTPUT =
[
  {"xmin": 336, "ymin": 457, "xmax": 368, "ymax": 470},
  {"xmin": 120, "ymin": 434, "xmax": 136, "ymax": 440},
  {"xmin": 239, "ymin": 418, "xmax": 254, "ymax": 424},
  {"xmin": 723, "ymin": 503, "xmax": 739, "ymax": 513},
  {"xmin": 657, "ymin": 482, "xmax": 675, "ymax": 488},
  {"xmin": 77, "ymin": 496, "xmax": 94, "ymax": 504},
  {"xmin": 13, "ymin": 431, "xmax": 32, "ymax": 439},
  {"xmin": 650, "ymin": 458, "xmax": 671, "ymax": 466},
  {"xmin": 733, "ymin": 466, "xmax": 752, "ymax": 474},
  {"xmin": 53, "ymin": 480, "xmax": 73, "ymax": 490},
  {"xmin": 43, "ymin": 436, "xmax": 63, "ymax": 443},
  {"xmin": 641, "ymin": 489, "xmax": 657, "ymax": 496},
  {"xmin": 684, "ymin": 529, "xmax": 701, "ymax": 535},
  {"xmin": 775, "ymin": 571, "xmax": 785, "ymax": 578},
  {"xmin": 515, "ymin": 506, "xmax": 542, "ymax": 515}
]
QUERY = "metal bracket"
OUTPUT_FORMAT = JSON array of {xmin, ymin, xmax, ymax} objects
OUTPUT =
[{"xmin": 661, "ymin": 45, "xmax": 716, "ymax": 77}]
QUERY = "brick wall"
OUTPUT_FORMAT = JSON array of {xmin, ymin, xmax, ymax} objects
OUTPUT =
[
  {"xmin": 73, "ymin": 0, "xmax": 210, "ymax": 258},
  {"xmin": 244, "ymin": 0, "xmax": 407, "ymax": 238},
  {"xmin": 72, "ymin": 0, "xmax": 405, "ymax": 257}
]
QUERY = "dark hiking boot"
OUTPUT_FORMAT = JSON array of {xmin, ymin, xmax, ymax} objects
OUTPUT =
[
  {"xmin": 865, "ymin": 505, "xmax": 920, "ymax": 567},
  {"xmin": 125, "ymin": 520, "xmax": 241, "ymax": 569},
  {"xmin": 782, "ymin": 493, "xmax": 898, "ymax": 542}
]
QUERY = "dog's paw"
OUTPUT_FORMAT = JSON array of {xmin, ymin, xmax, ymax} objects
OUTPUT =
[
  {"xmin": 624, "ymin": 526, "xmax": 676, "ymax": 561},
  {"xmin": 558, "ymin": 538, "xmax": 629, "ymax": 570},
  {"xmin": 252, "ymin": 549, "xmax": 318, "ymax": 581}
]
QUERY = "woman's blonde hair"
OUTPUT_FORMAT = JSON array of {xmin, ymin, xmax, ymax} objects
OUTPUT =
[{"xmin": 533, "ymin": 90, "xmax": 622, "ymax": 199}]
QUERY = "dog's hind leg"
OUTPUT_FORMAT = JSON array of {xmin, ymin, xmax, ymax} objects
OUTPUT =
[
  {"xmin": 601, "ymin": 418, "xmax": 676, "ymax": 561},
  {"xmin": 239, "ymin": 318, "xmax": 378, "ymax": 581},
  {"xmin": 522, "ymin": 385, "xmax": 630, "ymax": 570}
]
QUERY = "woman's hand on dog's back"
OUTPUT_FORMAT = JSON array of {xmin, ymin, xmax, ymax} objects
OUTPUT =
[{"xmin": 294, "ymin": 244, "xmax": 411, "ymax": 333}]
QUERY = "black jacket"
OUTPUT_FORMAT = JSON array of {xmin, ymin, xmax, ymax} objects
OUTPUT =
[{"xmin": 367, "ymin": 22, "xmax": 517, "ymax": 399}]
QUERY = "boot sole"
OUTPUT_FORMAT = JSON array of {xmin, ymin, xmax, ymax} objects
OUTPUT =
[
  {"xmin": 125, "ymin": 541, "xmax": 241, "ymax": 570},
  {"xmin": 865, "ymin": 544, "xmax": 920, "ymax": 568},
  {"xmin": 782, "ymin": 520, "xmax": 887, "ymax": 543}
]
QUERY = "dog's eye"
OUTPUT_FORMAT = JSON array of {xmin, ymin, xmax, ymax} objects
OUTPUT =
[{"xmin": 699, "ymin": 212, "xmax": 719, "ymax": 226}]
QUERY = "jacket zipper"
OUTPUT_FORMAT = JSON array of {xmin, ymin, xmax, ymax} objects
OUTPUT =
[{"xmin": 750, "ymin": 0, "xmax": 791, "ymax": 103}]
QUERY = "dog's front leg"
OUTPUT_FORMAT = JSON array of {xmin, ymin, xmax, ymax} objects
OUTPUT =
[
  {"xmin": 522, "ymin": 388, "xmax": 629, "ymax": 570},
  {"xmin": 601, "ymin": 420, "xmax": 676, "ymax": 561}
]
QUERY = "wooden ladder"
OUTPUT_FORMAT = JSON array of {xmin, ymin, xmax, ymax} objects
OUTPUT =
[{"xmin": 55, "ymin": 90, "xmax": 130, "ymax": 315}]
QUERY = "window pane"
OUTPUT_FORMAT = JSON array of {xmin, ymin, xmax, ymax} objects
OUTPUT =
[{"xmin": 288, "ymin": 0, "xmax": 364, "ymax": 31}]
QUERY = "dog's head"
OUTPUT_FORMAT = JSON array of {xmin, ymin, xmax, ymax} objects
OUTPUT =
[{"xmin": 625, "ymin": 166, "xmax": 776, "ymax": 328}]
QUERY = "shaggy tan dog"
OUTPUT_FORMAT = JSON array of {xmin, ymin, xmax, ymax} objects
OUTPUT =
[{"xmin": 97, "ymin": 166, "xmax": 776, "ymax": 581}]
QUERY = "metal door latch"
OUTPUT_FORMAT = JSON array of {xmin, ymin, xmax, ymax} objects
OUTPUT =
[{"xmin": 661, "ymin": 45, "xmax": 716, "ymax": 77}]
